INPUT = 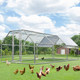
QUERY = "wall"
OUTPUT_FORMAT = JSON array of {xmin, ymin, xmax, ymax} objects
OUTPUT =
[{"xmin": 57, "ymin": 47, "xmax": 69, "ymax": 54}]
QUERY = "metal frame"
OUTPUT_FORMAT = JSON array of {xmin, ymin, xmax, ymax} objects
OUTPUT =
[
  {"xmin": 1, "ymin": 29, "xmax": 79, "ymax": 64},
  {"xmin": 12, "ymin": 31, "xmax": 14, "ymax": 61},
  {"xmin": 19, "ymin": 32, "xmax": 22, "ymax": 61}
]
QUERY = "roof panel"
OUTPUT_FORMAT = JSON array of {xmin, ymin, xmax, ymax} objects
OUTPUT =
[
  {"xmin": 58, "ymin": 35, "xmax": 78, "ymax": 46},
  {"xmin": 6, "ymin": 29, "xmax": 78, "ymax": 47},
  {"xmin": 38, "ymin": 35, "xmax": 78, "ymax": 47}
]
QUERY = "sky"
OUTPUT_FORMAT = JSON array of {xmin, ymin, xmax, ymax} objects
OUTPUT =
[{"xmin": 0, "ymin": 0, "xmax": 80, "ymax": 39}]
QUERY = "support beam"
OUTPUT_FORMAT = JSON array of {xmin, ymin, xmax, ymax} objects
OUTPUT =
[
  {"xmin": 12, "ymin": 32, "xmax": 14, "ymax": 61},
  {"xmin": 52, "ymin": 46, "xmax": 54, "ymax": 59},
  {"xmin": 36, "ymin": 44, "xmax": 38, "ymax": 57},
  {"xmin": 19, "ymin": 32, "xmax": 22, "ymax": 61},
  {"xmin": 1, "ymin": 45, "xmax": 2, "ymax": 62},
  {"xmin": 66, "ymin": 53, "xmax": 68, "ymax": 60},
  {"xmin": 34, "ymin": 43, "xmax": 36, "ymax": 64}
]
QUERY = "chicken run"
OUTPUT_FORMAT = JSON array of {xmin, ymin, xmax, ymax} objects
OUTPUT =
[{"xmin": 1, "ymin": 29, "xmax": 79, "ymax": 64}]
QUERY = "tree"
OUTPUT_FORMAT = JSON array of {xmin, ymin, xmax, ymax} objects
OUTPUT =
[
  {"xmin": 4, "ymin": 49, "xmax": 9, "ymax": 55},
  {"xmin": 71, "ymin": 35, "xmax": 80, "ymax": 47},
  {"xmin": 38, "ymin": 47, "xmax": 52, "ymax": 54},
  {"xmin": 0, "ymin": 40, "xmax": 2, "ymax": 44},
  {"xmin": 2, "ymin": 36, "xmax": 19, "ymax": 53}
]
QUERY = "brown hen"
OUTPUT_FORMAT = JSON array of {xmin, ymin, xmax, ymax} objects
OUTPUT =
[{"xmin": 20, "ymin": 68, "xmax": 25, "ymax": 75}]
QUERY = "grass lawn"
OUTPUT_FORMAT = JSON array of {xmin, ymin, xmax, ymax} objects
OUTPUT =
[
  {"xmin": 1, "ymin": 54, "xmax": 78, "ymax": 64},
  {"xmin": 0, "ymin": 59, "xmax": 80, "ymax": 80}
]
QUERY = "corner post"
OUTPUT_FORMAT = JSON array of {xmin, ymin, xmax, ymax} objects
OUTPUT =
[{"xmin": 12, "ymin": 32, "xmax": 14, "ymax": 61}]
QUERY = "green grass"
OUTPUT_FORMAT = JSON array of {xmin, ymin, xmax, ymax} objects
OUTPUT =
[
  {"xmin": 0, "ymin": 58, "xmax": 80, "ymax": 80},
  {"xmin": 1, "ymin": 54, "xmax": 78, "ymax": 64}
]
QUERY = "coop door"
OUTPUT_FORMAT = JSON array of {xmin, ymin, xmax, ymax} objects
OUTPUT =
[{"xmin": 61, "ymin": 49, "xmax": 65, "ymax": 55}]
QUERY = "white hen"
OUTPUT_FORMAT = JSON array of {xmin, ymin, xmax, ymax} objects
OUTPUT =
[{"xmin": 6, "ymin": 59, "xmax": 11, "ymax": 66}]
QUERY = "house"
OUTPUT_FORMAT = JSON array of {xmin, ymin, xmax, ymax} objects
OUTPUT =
[{"xmin": 56, "ymin": 36, "xmax": 78, "ymax": 55}]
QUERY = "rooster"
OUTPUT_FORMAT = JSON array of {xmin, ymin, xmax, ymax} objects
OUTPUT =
[
  {"xmin": 64, "ymin": 64, "xmax": 70, "ymax": 71},
  {"xmin": 6, "ymin": 59, "xmax": 11, "ymax": 66},
  {"xmin": 20, "ymin": 68, "xmax": 25, "ymax": 75},
  {"xmin": 29, "ymin": 64, "xmax": 34, "ymax": 69},
  {"xmin": 50, "ymin": 64, "xmax": 55, "ymax": 69},
  {"xmin": 14, "ymin": 69, "xmax": 18, "ymax": 74},
  {"xmin": 56, "ymin": 66, "xmax": 62, "ymax": 71}
]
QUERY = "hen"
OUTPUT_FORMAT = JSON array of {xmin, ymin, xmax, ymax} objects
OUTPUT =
[
  {"xmin": 31, "ymin": 68, "xmax": 34, "ymax": 73},
  {"xmin": 41, "ymin": 66, "xmax": 44, "ymax": 70},
  {"xmin": 20, "ymin": 68, "xmax": 25, "ymax": 75},
  {"xmin": 64, "ymin": 64, "xmax": 70, "ymax": 71},
  {"xmin": 6, "ymin": 59, "xmax": 11, "ymax": 66},
  {"xmin": 41, "ymin": 72, "xmax": 46, "ymax": 76},
  {"xmin": 36, "ymin": 72, "xmax": 42, "ymax": 79},
  {"xmin": 36, "ymin": 68, "xmax": 42, "ymax": 79},
  {"xmin": 73, "ymin": 65, "xmax": 80, "ymax": 71},
  {"xmin": 50, "ymin": 64, "xmax": 55, "ymax": 69},
  {"xmin": 29, "ymin": 64, "xmax": 34, "ymax": 69},
  {"xmin": 41, "ymin": 57, "xmax": 44, "ymax": 60},
  {"xmin": 46, "ymin": 67, "xmax": 49, "ymax": 70},
  {"xmin": 45, "ymin": 68, "xmax": 50, "ymax": 74},
  {"xmin": 56, "ymin": 66, "xmax": 62, "ymax": 71},
  {"xmin": 14, "ymin": 69, "xmax": 18, "ymax": 74}
]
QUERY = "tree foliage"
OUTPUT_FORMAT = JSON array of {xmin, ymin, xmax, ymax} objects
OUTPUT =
[
  {"xmin": 71, "ymin": 35, "xmax": 80, "ymax": 47},
  {"xmin": 1, "ymin": 36, "xmax": 52, "ymax": 55},
  {"xmin": 2, "ymin": 36, "xmax": 19, "ymax": 53},
  {"xmin": 2, "ymin": 34, "xmax": 80, "ymax": 56}
]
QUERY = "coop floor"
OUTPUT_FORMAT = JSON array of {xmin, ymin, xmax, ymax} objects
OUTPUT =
[{"xmin": 1, "ymin": 54, "xmax": 79, "ymax": 64}]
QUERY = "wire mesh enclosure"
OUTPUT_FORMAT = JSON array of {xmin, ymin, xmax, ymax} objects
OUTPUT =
[{"xmin": 1, "ymin": 29, "xmax": 79, "ymax": 64}]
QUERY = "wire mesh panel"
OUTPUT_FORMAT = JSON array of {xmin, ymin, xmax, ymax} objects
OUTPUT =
[
  {"xmin": 1, "ymin": 29, "xmax": 79, "ymax": 64},
  {"xmin": 1, "ymin": 45, "xmax": 12, "ymax": 62}
]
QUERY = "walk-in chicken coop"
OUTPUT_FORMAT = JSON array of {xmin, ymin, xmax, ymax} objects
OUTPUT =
[{"xmin": 1, "ymin": 29, "xmax": 79, "ymax": 64}]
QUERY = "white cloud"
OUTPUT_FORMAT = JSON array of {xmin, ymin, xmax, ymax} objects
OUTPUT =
[
  {"xmin": 51, "ymin": 24, "xmax": 80, "ymax": 37},
  {"xmin": 7, "ymin": 16, "xmax": 20, "ymax": 22},
  {"xmin": 0, "ymin": 25, "xmax": 8, "ymax": 40},
  {"xmin": 66, "ymin": 7, "xmax": 80, "ymax": 24},
  {"xmin": 0, "ymin": 14, "xmax": 4, "ymax": 23},
  {"xmin": 5, "ymin": 0, "xmax": 80, "ymax": 37},
  {"xmin": 7, "ymin": 15, "xmax": 80, "ymax": 37},
  {"xmin": 6, "ymin": 0, "xmax": 80, "ymax": 15},
  {"xmin": 19, "ymin": 15, "xmax": 55, "ymax": 33},
  {"xmin": 7, "ymin": 15, "xmax": 55, "ymax": 32},
  {"xmin": 0, "ymin": 0, "xmax": 5, "ymax": 5},
  {"xmin": 0, "ymin": 25, "xmax": 5, "ymax": 31}
]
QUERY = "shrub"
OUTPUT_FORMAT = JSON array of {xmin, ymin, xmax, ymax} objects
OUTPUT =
[
  {"xmin": 2, "ymin": 50, "xmax": 5, "ymax": 55},
  {"xmin": 8, "ymin": 51, "xmax": 12, "ymax": 55},
  {"xmin": 79, "ymin": 47, "xmax": 80, "ymax": 51},
  {"xmin": 69, "ymin": 49, "xmax": 75, "ymax": 56},
  {"xmin": 27, "ymin": 51, "xmax": 33, "ymax": 54},
  {"xmin": 4, "ymin": 49, "xmax": 8, "ymax": 55},
  {"xmin": 22, "ymin": 51, "xmax": 27, "ymax": 55},
  {"xmin": 40, "ymin": 51, "xmax": 45, "ymax": 54},
  {"xmin": 16, "ymin": 51, "xmax": 19, "ymax": 55}
]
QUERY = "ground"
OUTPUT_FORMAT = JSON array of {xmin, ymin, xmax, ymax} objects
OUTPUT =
[{"xmin": 0, "ymin": 59, "xmax": 80, "ymax": 80}]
